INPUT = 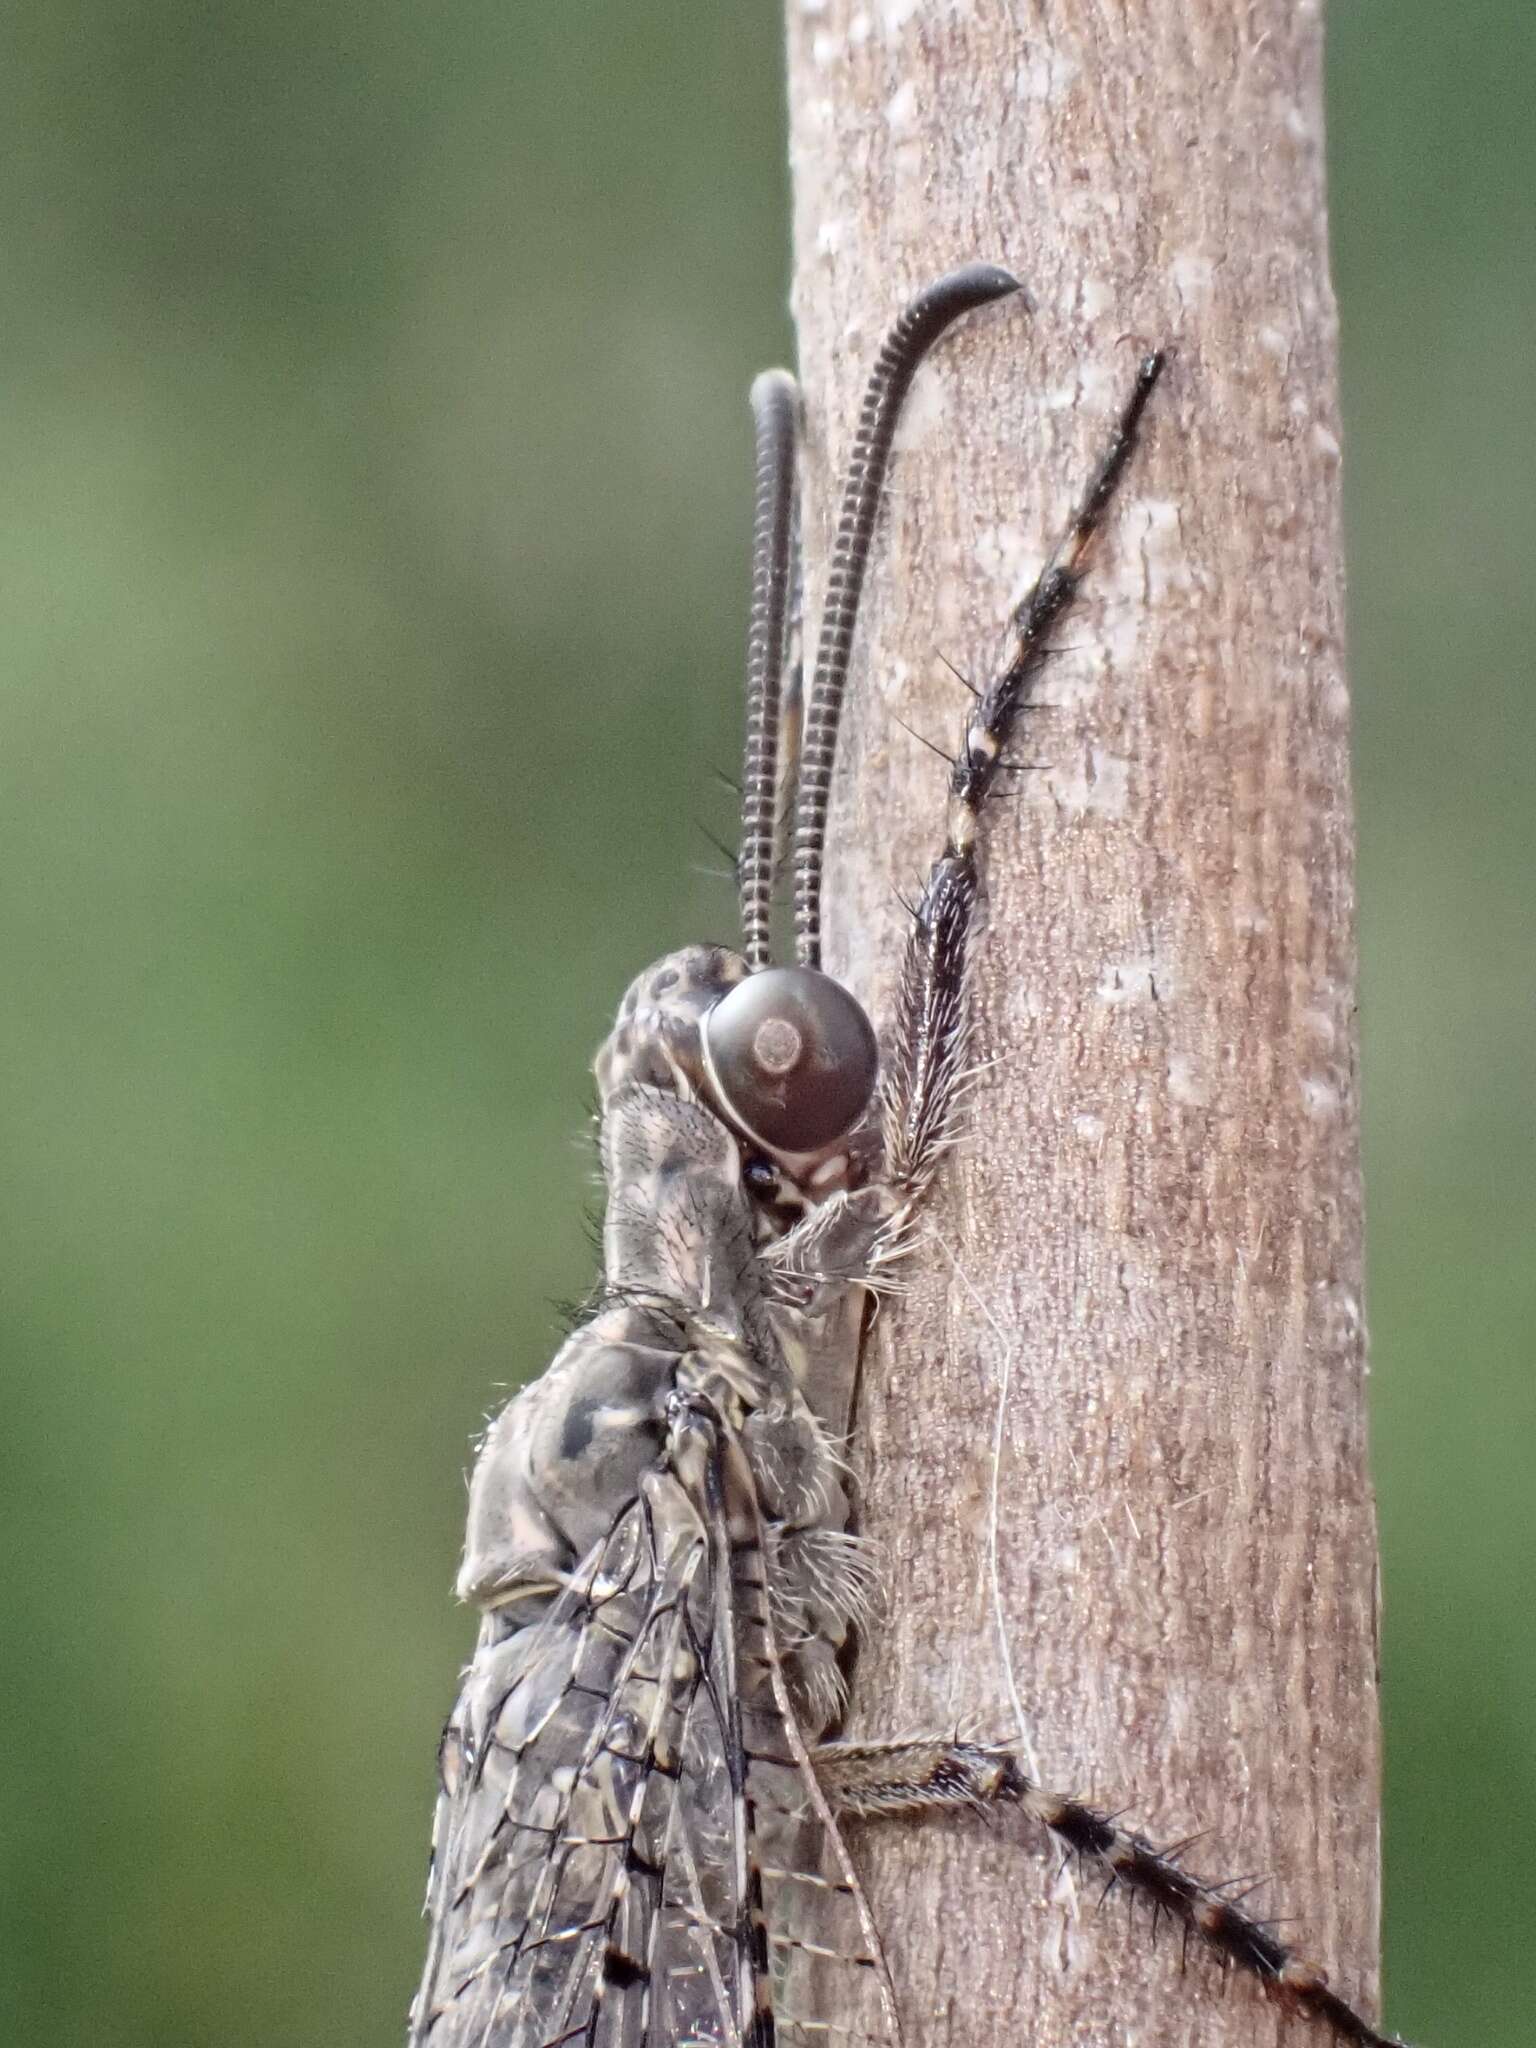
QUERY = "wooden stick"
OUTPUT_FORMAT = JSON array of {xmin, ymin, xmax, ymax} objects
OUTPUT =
[{"xmin": 784, "ymin": 3, "xmax": 1383, "ymax": 2042}]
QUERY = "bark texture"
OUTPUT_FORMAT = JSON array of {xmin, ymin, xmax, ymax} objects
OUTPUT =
[{"xmin": 783, "ymin": 4, "xmax": 1381, "ymax": 2046}]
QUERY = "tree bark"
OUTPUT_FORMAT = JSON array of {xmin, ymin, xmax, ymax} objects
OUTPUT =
[{"xmin": 783, "ymin": 5, "xmax": 1381, "ymax": 2047}]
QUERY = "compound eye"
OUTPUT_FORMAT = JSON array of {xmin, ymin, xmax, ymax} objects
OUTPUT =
[{"xmin": 701, "ymin": 966, "xmax": 878, "ymax": 1156}]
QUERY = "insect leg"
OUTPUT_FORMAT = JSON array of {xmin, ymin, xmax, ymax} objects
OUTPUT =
[
  {"xmin": 881, "ymin": 351, "xmax": 1166, "ymax": 1207},
  {"xmin": 811, "ymin": 1737, "xmax": 1406, "ymax": 2048}
]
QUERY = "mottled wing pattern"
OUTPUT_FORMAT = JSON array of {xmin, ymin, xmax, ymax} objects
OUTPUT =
[
  {"xmin": 411, "ymin": 1428, "xmax": 898, "ymax": 2048},
  {"xmin": 752, "ymin": 1786, "xmax": 896, "ymax": 2048},
  {"xmin": 411, "ymin": 1470, "xmax": 747, "ymax": 2048}
]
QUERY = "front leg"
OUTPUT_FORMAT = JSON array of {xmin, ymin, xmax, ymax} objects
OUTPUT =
[
  {"xmin": 766, "ymin": 351, "xmax": 1168, "ymax": 1317},
  {"xmin": 880, "ymin": 350, "xmax": 1166, "ymax": 1213},
  {"xmin": 812, "ymin": 1738, "xmax": 1405, "ymax": 2048}
]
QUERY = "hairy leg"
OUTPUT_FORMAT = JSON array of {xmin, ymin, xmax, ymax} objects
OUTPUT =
[
  {"xmin": 812, "ymin": 1737, "xmax": 1404, "ymax": 2048},
  {"xmin": 880, "ymin": 352, "xmax": 1166, "ymax": 1211}
]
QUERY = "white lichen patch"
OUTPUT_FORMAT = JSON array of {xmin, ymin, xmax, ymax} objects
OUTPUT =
[
  {"xmin": 1073, "ymin": 1112, "xmax": 1106, "ymax": 1143},
  {"xmin": 1257, "ymin": 324, "xmax": 1290, "ymax": 358},
  {"xmin": 1299, "ymin": 1005, "xmax": 1337, "ymax": 1050},
  {"xmin": 1079, "ymin": 275, "xmax": 1115, "ymax": 321},
  {"xmin": 1233, "ymin": 902, "xmax": 1272, "ymax": 936},
  {"xmin": 1050, "ymin": 744, "xmax": 1131, "ymax": 818},
  {"xmin": 1283, "ymin": 99, "xmax": 1314, "ymax": 144},
  {"xmin": 1312, "ymin": 1278, "xmax": 1365, "ymax": 1361},
  {"xmin": 1079, "ymin": 352, "xmax": 1129, "ymax": 414},
  {"xmin": 885, "ymin": 79, "xmax": 919, "ymax": 134},
  {"xmin": 816, "ymin": 215, "xmax": 847, "ymax": 258},
  {"xmin": 1312, "ymin": 421, "xmax": 1341, "ymax": 461},
  {"xmin": 878, "ymin": 0, "xmax": 923, "ymax": 30},
  {"xmin": 1017, "ymin": 43, "xmax": 1080, "ymax": 101},
  {"xmin": 889, "ymin": 364, "xmax": 947, "ymax": 450},
  {"xmin": 1322, "ymin": 673, "xmax": 1352, "ymax": 722},
  {"xmin": 1136, "ymin": 498, "xmax": 1192, "ymax": 598},
  {"xmin": 971, "ymin": 521, "xmax": 1036, "ymax": 597},
  {"xmin": 1300, "ymin": 1073, "xmax": 1342, "ymax": 1118},
  {"xmin": 1169, "ymin": 252, "xmax": 1214, "ymax": 309},
  {"xmin": 874, "ymin": 654, "xmax": 914, "ymax": 707},
  {"xmin": 1167, "ymin": 1052, "xmax": 1210, "ymax": 1108},
  {"xmin": 1098, "ymin": 593, "xmax": 1148, "ymax": 673}
]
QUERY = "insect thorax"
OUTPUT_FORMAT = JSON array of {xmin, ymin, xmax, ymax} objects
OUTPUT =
[{"xmin": 457, "ymin": 942, "xmax": 873, "ymax": 1744}]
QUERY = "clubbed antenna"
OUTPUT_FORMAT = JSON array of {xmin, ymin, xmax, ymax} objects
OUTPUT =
[
  {"xmin": 740, "ymin": 369, "xmax": 800, "ymax": 970},
  {"xmin": 791, "ymin": 262, "xmax": 1023, "ymax": 968}
]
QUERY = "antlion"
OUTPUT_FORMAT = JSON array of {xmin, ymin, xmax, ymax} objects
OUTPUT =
[{"xmin": 408, "ymin": 266, "xmax": 1402, "ymax": 2048}]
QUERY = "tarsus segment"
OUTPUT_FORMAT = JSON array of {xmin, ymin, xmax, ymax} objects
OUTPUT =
[{"xmin": 815, "ymin": 1737, "xmax": 1407, "ymax": 2048}]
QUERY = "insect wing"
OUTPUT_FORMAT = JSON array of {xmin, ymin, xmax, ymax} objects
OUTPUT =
[{"xmin": 411, "ymin": 1471, "xmax": 760, "ymax": 2048}]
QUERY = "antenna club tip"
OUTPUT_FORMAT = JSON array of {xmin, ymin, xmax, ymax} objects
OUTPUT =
[
  {"xmin": 750, "ymin": 367, "xmax": 799, "ymax": 412},
  {"xmin": 915, "ymin": 261, "xmax": 1031, "ymax": 326},
  {"xmin": 958, "ymin": 260, "xmax": 1024, "ymax": 300}
]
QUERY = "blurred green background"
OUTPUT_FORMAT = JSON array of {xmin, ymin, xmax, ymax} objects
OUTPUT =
[{"xmin": 0, "ymin": 5, "xmax": 1529, "ymax": 2044}]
